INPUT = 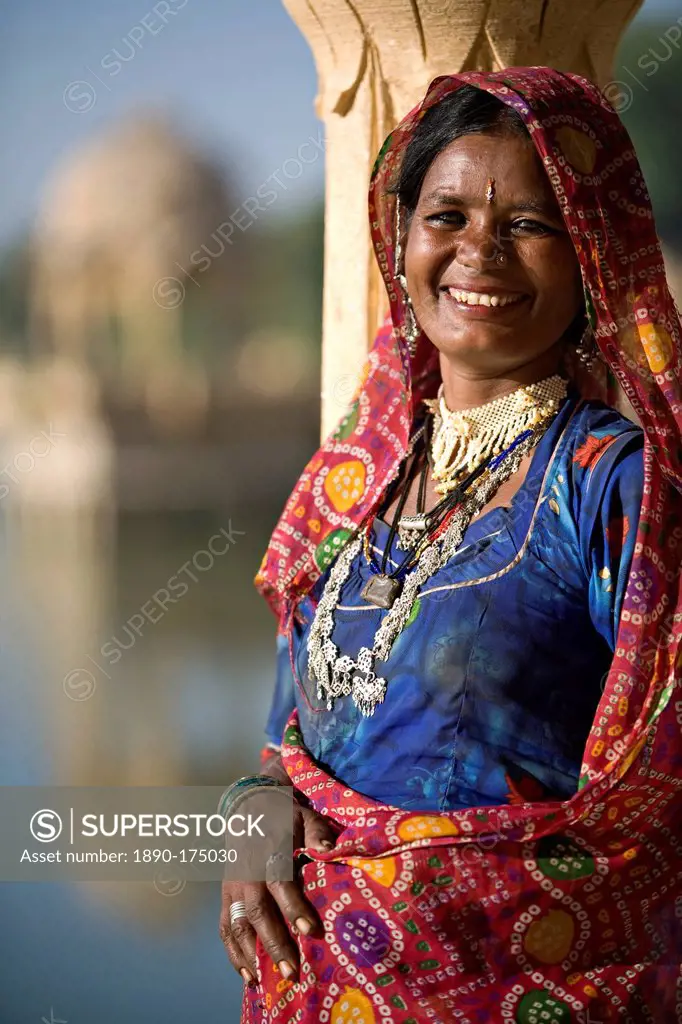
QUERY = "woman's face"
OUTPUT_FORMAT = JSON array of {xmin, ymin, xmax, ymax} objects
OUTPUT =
[{"xmin": 403, "ymin": 129, "xmax": 584, "ymax": 378}]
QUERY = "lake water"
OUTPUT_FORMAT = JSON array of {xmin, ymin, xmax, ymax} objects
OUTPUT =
[{"xmin": 0, "ymin": 510, "xmax": 283, "ymax": 1023}]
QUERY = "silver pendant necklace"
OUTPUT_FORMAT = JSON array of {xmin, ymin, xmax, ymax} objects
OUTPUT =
[
  {"xmin": 306, "ymin": 425, "xmax": 544, "ymax": 718},
  {"xmin": 359, "ymin": 420, "xmax": 428, "ymax": 609}
]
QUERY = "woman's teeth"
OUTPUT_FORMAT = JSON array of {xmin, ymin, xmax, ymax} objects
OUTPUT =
[{"xmin": 447, "ymin": 289, "xmax": 522, "ymax": 307}]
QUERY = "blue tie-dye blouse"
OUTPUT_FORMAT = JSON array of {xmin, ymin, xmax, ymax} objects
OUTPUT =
[{"xmin": 263, "ymin": 392, "xmax": 644, "ymax": 812}]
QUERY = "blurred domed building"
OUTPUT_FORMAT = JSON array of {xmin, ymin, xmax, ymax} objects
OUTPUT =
[
  {"xmin": 30, "ymin": 116, "xmax": 240, "ymax": 428},
  {"xmin": 20, "ymin": 108, "xmax": 319, "ymax": 516}
]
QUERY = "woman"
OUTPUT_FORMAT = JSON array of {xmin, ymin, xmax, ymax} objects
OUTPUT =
[{"xmin": 222, "ymin": 67, "xmax": 682, "ymax": 1022}]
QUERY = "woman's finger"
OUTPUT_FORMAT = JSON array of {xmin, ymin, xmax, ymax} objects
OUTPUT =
[
  {"xmin": 219, "ymin": 882, "xmax": 257, "ymax": 985},
  {"xmin": 266, "ymin": 877, "xmax": 323, "ymax": 937},
  {"xmin": 243, "ymin": 884, "xmax": 301, "ymax": 981},
  {"xmin": 300, "ymin": 805, "xmax": 338, "ymax": 851},
  {"xmin": 291, "ymin": 802, "xmax": 306, "ymax": 853}
]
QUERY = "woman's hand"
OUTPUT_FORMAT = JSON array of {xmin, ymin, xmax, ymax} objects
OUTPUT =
[{"xmin": 219, "ymin": 792, "xmax": 337, "ymax": 985}]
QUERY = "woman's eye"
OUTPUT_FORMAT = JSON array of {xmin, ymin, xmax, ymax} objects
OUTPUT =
[
  {"xmin": 426, "ymin": 211, "xmax": 466, "ymax": 226},
  {"xmin": 510, "ymin": 219, "xmax": 553, "ymax": 235}
]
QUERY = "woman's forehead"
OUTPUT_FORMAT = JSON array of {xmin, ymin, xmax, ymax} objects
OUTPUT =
[{"xmin": 418, "ymin": 131, "xmax": 557, "ymax": 207}]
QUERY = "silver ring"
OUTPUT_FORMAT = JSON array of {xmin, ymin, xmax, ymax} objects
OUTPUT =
[{"xmin": 230, "ymin": 900, "xmax": 248, "ymax": 925}]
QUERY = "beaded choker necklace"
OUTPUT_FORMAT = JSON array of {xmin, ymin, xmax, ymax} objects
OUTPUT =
[{"xmin": 424, "ymin": 374, "xmax": 568, "ymax": 497}]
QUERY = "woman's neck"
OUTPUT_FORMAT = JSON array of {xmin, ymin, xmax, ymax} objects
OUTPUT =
[{"xmin": 438, "ymin": 347, "xmax": 564, "ymax": 412}]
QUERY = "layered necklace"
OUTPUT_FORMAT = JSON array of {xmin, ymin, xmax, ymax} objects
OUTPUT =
[
  {"xmin": 306, "ymin": 374, "xmax": 568, "ymax": 718},
  {"xmin": 396, "ymin": 374, "xmax": 567, "ymax": 548}
]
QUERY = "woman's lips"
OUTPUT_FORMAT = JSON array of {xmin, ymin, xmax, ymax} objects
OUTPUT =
[{"xmin": 440, "ymin": 286, "xmax": 529, "ymax": 318}]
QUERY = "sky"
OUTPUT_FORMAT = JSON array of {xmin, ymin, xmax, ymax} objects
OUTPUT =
[
  {"xmin": 0, "ymin": 0, "xmax": 323, "ymax": 248},
  {"xmin": 0, "ymin": 0, "xmax": 679, "ymax": 249}
]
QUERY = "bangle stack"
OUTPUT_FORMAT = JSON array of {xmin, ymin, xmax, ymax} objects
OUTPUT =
[
  {"xmin": 218, "ymin": 774, "xmax": 290, "ymax": 820},
  {"xmin": 220, "ymin": 774, "xmax": 300, "ymax": 885}
]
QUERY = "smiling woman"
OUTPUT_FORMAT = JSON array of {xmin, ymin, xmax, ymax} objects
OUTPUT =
[
  {"xmin": 223, "ymin": 69, "xmax": 682, "ymax": 1022},
  {"xmin": 398, "ymin": 88, "xmax": 585, "ymax": 386}
]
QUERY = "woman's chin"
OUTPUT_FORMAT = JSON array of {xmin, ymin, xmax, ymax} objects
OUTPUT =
[
  {"xmin": 429, "ymin": 327, "xmax": 533, "ymax": 362},
  {"xmin": 418, "ymin": 297, "xmax": 535, "ymax": 351},
  {"xmin": 430, "ymin": 332, "xmax": 565, "ymax": 379}
]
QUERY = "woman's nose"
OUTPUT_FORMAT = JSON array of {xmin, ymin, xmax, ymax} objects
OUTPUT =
[{"xmin": 455, "ymin": 221, "xmax": 502, "ymax": 276}]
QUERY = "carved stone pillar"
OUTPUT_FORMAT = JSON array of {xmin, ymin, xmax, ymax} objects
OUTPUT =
[{"xmin": 282, "ymin": 0, "xmax": 643, "ymax": 438}]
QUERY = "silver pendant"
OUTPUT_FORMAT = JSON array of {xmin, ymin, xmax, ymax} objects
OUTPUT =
[
  {"xmin": 397, "ymin": 513, "xmax": 427, "ymax": 551},
  {"xmin": 360, "ymin": 573, "xmax": 401, "ymax": 609},
  {"xmin": 351, "ymin": 668, "xmax": 387, "ymax": 717}
]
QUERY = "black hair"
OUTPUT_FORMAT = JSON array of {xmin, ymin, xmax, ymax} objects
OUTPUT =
[{"xmin": 390, "ymin": 85, "xmax": 529, "ymax": 213}]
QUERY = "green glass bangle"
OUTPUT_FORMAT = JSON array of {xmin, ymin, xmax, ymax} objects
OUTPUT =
[{"xmin": 217, "ymin": 775, "xmax": 289, "ymax": 819}]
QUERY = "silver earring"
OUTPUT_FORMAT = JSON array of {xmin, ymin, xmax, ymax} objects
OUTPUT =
[
  {"xmin": 394, "ymin": 198, "xmax": 419, "ymax": 357},
  {"xmin": 575, "ymin": 321, "xmax": 597, "ymax": 369},
  {"xmin": 402, "ymin": 297, "xmax": 419, "ymax": 355}
]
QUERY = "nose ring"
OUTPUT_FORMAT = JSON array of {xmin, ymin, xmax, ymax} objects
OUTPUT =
[{"xmin": 495, "ymin": 251, "xmax": 507, "ymax": 266}]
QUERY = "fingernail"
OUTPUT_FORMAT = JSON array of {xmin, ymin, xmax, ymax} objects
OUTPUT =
[
  {"xmin": 278, "ymin": 959, "xmax": 296, "ymax": 979},
  {"xmin": 317, "ymin": 840, "xmax": 334, "ymax": 850},
  {"xmin": 295, "ymin": 916, "xmax": 312, "ymax": 935},
  {"xmin": 240, "ymin": 968, "xmax": 253, "ymax": 985}
]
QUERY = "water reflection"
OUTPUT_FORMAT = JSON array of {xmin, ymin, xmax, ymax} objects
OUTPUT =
[{"xmin": 0, "ymin": 511, "xmax": 280, "ymax": 1022}]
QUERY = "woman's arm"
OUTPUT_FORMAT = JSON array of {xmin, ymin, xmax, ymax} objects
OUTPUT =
[
  {"xmin": 578, "ymin": 429, "xmax": 644, "ymax": 650},
  {"xmin": 220, "ymin": 622, "xmax": 336, "ymax": 986},
  {"xmin": 258, "ymin": 627, "xmax": 297, "ymax": 777}
]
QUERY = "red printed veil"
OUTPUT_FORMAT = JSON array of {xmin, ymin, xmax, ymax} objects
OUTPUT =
[
  {"xmin": 244, "ymin": 67, "xmax": 682, "ymax": 1022},
  {"xmin": 255, "ymin": 67, "xmax": 682, "ymax": 806}
]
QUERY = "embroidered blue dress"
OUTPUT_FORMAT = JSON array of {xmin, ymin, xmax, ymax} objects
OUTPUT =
[{"xmin": 263, "ymin": 393, "xmax": 644, "ymax": 812}]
